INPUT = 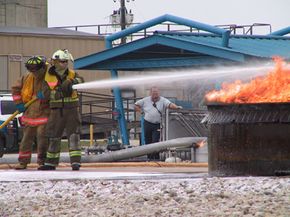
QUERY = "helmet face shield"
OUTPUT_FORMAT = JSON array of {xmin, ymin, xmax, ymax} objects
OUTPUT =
[{"xmin": 52, "ymin": 49, "xmax": 74, "ymax": 62}]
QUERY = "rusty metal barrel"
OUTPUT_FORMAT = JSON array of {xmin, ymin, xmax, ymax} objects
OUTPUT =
[{"xmin": 206, "ymin": 103, "xmax": 290, "ymax": 176}]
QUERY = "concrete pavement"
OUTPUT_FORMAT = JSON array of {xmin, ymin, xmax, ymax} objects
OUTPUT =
[{"xmin": 0, "ymin": 164, "xmax": 208, "ymax": 181}]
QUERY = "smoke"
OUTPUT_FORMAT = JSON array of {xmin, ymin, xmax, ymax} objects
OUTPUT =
[{"xmin": 73, "ymin": 62, "xmax": 274, "ymax": 90}]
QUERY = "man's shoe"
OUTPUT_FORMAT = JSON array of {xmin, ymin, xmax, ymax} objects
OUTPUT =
[
  {"xmin": 71, "ymin": 163, "xmax": 80, "ymax": 171},
  {"xmin": 14, "ymin": 163, "xmax": 27, "ymax": 170},
  {"xmin": 38, "ymin": 165, "xmax": 56, "ymax": 170}
]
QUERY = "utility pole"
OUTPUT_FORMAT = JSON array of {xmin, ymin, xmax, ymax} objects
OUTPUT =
[
  {"xmin": 112, "ymin": 0, "xmax": 134, "ymax": 44},
  {"xmin": 120, "ymin": 0, "xmax": 126, "ymax": 31},
  {"xmin": 120, "ymin": 0, "xmax": 126, "ymax": 43}
]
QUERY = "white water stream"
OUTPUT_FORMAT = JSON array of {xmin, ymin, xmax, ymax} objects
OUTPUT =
[{"xmin": 73, "ymin": 63, "xmax": 274, "ymax": 90}]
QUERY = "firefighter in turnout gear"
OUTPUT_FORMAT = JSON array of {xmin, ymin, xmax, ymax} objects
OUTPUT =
[
  {"xmin": 12, "ymin": 56, "xmax": 50, "ymax": 170},
  {"xmin": 38, "ymin": 49, "xmax": 84, "ymax": 171}
]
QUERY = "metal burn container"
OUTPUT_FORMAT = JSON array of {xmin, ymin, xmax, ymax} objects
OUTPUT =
[{"xmin": 206, "ymin": 102, "xmax": 290, "ymax": 176}]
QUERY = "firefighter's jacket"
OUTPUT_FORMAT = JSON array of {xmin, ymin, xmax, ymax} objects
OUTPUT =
[
  {"xmin": 11, "ymin": 66, "xmax": 50, "ymax": 126},
  {"xmin": 43, "ymin": 66, "xmax": 84, "ymax": 108}
]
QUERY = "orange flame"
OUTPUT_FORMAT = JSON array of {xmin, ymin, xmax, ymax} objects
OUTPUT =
[
  {"xmin": 196, "ymin": 140, "xmax": 206, "ymax": 148},
  {"xmin": 205, "ymin": 58, "xmax": 290, "ymax": 103}
]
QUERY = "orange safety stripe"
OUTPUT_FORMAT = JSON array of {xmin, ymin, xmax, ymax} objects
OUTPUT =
[
  {"xmin": 46, "ymin": 81, "xmax": 58, "ymax": 87},
  {"xmin": 21, "ymin": 116, "xmax": 48, "ymax": 126},
  {"xmin": 12, "ymin": 94, "xmax": 22, "ymax": 101},
  {"xmin": 19, "ymin": 151, "xmax": 32, "ymax": 159}
]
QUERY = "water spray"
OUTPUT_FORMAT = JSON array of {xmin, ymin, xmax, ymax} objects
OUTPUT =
[{"xmin": 73, "ymin": 64, "xmax": 274, "ymax": 90}]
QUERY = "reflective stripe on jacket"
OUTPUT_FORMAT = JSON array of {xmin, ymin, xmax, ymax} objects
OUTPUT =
[{"xmin": 44, "ymin": 68, "xmax": 82, "ymax": 108}]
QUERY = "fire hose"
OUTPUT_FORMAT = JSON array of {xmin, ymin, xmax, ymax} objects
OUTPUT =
[{"xmin": 0, "ymin": 97, "xmax": 38, "ymax": 129}]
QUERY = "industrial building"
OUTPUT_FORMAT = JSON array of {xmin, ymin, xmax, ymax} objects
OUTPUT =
[{"xmin": 75, "ymin": 14, "xmax": 290, "ymax": 145}]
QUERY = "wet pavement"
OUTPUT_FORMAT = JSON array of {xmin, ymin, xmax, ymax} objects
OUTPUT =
[
  {"xmin": 0, "ymin": 170, "xmax": 207, "ymax": 182},
  {"xmin": 0, "ymin": 165, "xmax": 208, "ymax": 182}
]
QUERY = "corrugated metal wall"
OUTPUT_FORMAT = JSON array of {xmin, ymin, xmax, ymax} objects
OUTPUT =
[
  {"xmin": 0, "ymin": 0, "xmax": 47, "ymax": 27},
  {"xmin": 0, "ymin": 56, "xmax": 8, "ymax": 89}
]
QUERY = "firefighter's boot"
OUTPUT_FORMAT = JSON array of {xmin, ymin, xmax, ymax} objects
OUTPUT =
[
  {"xmin": 37, "ymin": 158, "xmax": 45, "ymax": 166},
  {"xmin": 69, "ymin": 134, "xmax": 81, "ymax": 171},
  {"xmin": 38, "ymin": 164, "xmax": 56, "ymax": 170},
  {"xmin": 71, "ymin": 163, "xmax": 81, "ymax": 171},
  {"xmin": 14, "ymin": 163, "xmax": 27, "ymax": 170}
]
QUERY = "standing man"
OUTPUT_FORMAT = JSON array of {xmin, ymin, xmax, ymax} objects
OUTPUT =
[
  {"xmin": 38, "ymin": 49, "xmax": 84, "ymax": 171},
  {"xmin": 135, "ymin": 86, "xmax": 182, "ymax": 160},
  {"xmin": 12, "ymin": 56, "xmax": 50, "ymax": 169}
]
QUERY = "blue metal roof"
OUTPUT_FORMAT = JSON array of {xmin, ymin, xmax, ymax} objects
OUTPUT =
[
  {"xmin": 75, "ymin": 31, "xmax": 290, "ymax": 70},
  {"xmin": 74, "ymin": 14, "xmax": 290, "ymax": 71},
  {"xmin": 157, "ymin": 31, "xmax": 290, "ymax": 59},
  {"xmin": 75, "ymin": 33, "xmax": 244, "ymax": 70}
]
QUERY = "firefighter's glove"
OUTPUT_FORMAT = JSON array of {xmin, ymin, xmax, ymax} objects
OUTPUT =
[
  {"xmin": 61, "ymin": 79, "xmax": 73, "ymax": 97},
  {"xmin": 36, "ymin": 91, "xmax": 45, "ymax": 100},
  {"xmin": 16, "ymin": 103, "xmax": 26, "ymax": 113}
]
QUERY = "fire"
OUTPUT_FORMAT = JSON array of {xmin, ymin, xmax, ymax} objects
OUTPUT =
[
  {"xmin": 196, "ymin": 140, "xmax": 206, "ymax": 148},
  {"xmin": 205, "ymin": 58, "xmax": 290, "ymax": 103}
]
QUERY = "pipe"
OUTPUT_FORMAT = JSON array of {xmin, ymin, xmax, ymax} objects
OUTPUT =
[
  {"xmin": 89, "ymin": 124, "xmax": 94, "ymax": 146},
  {"xmin": 84, "ymin": 137, "xmax": 206, "ymax": 162},
  {"xmin": 269, "ymin": 26, "xmax": 290, "ymax": 36},
  {"xmin": 110, "ymin": 69, "xmax": 129, "ymax": 146},
  {"xmin": 106, "ymin": 14, "xmax": 230, "ymax": 47},
  {"xmin": 0, "ymin": 137, "xmax": 206, "ymax": 164}
]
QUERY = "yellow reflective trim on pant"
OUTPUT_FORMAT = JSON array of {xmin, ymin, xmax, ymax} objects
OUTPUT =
[
  {"xmin": 69, "ymin": 150, "xmax": 81, "ymax": 157},
  {"xmin": 50, "ymin": 97, "xmax": 79, "ymax": 103},
  {"xmin": 46, "ymin": 152, "xmax": 60, "ymax": 159}
]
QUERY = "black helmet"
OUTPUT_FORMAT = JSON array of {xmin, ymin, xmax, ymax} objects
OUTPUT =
[{"xmin": 25, "ymin": 56, "xmax": 46, "ymax": 72}]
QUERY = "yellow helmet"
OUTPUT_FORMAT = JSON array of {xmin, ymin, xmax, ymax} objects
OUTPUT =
[{"xmin": 52, "ymin": 49, "xmax": 74, "ymax": 62}]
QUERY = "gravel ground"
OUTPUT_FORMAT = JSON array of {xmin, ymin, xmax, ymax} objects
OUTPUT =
[{"xmin": 0, "ymin": 176, "xmax": 290, "ymax": 217}]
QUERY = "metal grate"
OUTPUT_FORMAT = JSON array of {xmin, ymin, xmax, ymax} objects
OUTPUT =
[
  {"xmin": 205, "ymin": 103, "xmax": 290, "ymax": 124},
  {"xmin": 162, "ymin": 108, "xmax": 208, "ymax": 140}
]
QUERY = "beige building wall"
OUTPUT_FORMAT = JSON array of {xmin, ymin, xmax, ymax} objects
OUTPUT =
[
  {"xmin": 0, "ymin": 33, "xmax": 111, "ymax": 92},
  {"xmin": 0, "ymin": 0, "xmax": 47, "ymax": 27}
]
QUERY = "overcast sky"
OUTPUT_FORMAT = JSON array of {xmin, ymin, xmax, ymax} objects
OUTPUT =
[{"xmin": 48, "ymin": 0, "xmax": 289, "ymax": 34}]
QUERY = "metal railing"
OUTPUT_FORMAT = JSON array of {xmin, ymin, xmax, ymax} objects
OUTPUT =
[
  {"xmin": 78, "ymin": 91, "xmax": 140, "ymax": 136},
  {"xmin": 162, "ymin": 108, "xmax": 208, "ymax": 141},
  {"xmin": 52, "ymin": 22, "xmax": 272, "ymax": 40}
]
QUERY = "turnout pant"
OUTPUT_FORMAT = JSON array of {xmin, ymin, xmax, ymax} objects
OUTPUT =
[
  {"xmin": 18, "ymin": 124, "xmax": 49, "ymax": 165},
  {"xmin": 44, "ymin": 107, "xmax": 82, "ymax": 166}
]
